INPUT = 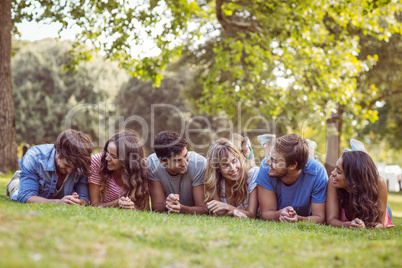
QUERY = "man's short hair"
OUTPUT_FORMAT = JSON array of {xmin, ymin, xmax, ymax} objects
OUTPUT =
[
  {"xmin": 54, "ymin": 129, "xmax": 93, "ymax": 176},
  {"xmin": 274, "ymin": 134, "xmax": 309, "ymax": 170},
  {"xmin": 153, "ymin": 131, "xmax": 187, "ymax": 161}
]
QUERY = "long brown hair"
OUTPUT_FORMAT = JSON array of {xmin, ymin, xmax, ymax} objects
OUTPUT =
[
  {"xmin": 204, "ymin": 139, "xmax": 249, "ymax": 208},
  {"xmin": 99, "ymin": 130, "xmax": 149, "ymax": 209},
  {"xmin": 338, "ymin": 151, "xmax": 382, "ymax": 227}
]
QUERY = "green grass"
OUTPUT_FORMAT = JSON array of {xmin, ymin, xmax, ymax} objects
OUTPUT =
[{"xmin": 1, "ymin": 173, "xmax": 401, "ymax": 267}]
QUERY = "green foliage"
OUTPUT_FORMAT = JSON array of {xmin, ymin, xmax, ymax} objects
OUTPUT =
[
  {"xmin": 116, "ymin": 71, "xmax": 213, "ymax": 154},
  {"xmin": 12, "ymin": 39, "xmax": 128, "ymax": 144},
  {"xmin": 12, "ymin": 0, "xmax": 212, "ymax": 86},
  {"xmin": 9, "ymin": 0, "xmax": 402, "ymax": 160},
  {"xmin": 0, "ymin": 175, "xmax": 402, "ymax": 267},
  {"xmin": 357, "ymin": 32, "xmax": 402, "ymax": 151}
]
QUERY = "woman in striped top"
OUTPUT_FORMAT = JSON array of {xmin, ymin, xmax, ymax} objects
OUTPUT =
[{"xmin": 88, "ymin": 130, "xmax": 149, "ymax": 210}]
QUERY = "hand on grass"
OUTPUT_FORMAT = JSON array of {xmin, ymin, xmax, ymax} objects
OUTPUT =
[
  {"xmin": 279, "ymin": 206, "xmax": 298, "ymax": 223},
  {"xmin": 374, "ymin": 222, "xmax": 384, "ymax": 229},
  {"xmin": 350, "ymin": 218, "xmax": 365, "ymax": 229},
  {"xmin": 119, "ymin": 196, "xmax": 136, "ymax": 210},
  {"xmin": 60, "ymin": 192, "xmax": 81, "ymax": 205},
  {"xmin": 233, "ymin": 209, "xmax": 248, "ymax": 219},
  {"xmin": 206, "ymin": 200, "xmax": 231, "ymax": 215},
  {"xmin": 165, "ymin": 194, "xmax": 180, "ymax": 213}
]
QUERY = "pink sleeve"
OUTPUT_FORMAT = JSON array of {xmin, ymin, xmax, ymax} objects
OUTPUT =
[
  {"xmin": 385, "ymin": 210, "xmax": 394, "ymax": 228},
  {"xmin": 88, "ymin": 153, "xmax": 103, "ymax": 185}
]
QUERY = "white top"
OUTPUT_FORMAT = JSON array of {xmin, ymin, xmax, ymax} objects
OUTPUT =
[{"xmin": 220, "ymin": 167, "xmax": 259, "ymax": 210}]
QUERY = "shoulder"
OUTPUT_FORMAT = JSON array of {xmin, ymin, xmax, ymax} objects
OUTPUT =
[
  {"xmin": 91, "ymin": 153, "xmax": 103, "ymax": 163},
  {"xmin": 256, "ymin": 160, "xmax": 275, "ymax": 187},
  {"xmin": 248, "ymin": 167, "xmax": 259, "ymax": 180},
  {"xmin": 303, "ymin": 158, "xmax": 327, "ymax": 177},
  {"xmin": 146, "ymin": 153, "xmax": 163, "ymax": 178},
  {"xmin": 247, "ymin": 167, "xmax": 259, "ymax": 184},
  {"xmin": 189, "ymin": 151, "xmax": 206, "ymax": 163},
  {"xmin": 22, "ymin": 144, "xmax": 54, "ymax": 169},
  {"xmin": 24, "ymin": 144, "xmax": 53, "ymax": 158},
  {"xmin": 90, "ymin": 153, "xmax": 103, "ymax": 170},
  {"xmin": 188, "ymin": 151, "xmax": 207, "ymax": 172},
  {"xmin": 146, "ymin": 153, "xmax": 160, "ymax": 167}
]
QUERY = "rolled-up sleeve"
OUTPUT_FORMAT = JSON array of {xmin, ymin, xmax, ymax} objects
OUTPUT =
[{"xmin": 74, "ymin": 175, "xmax": 90, "ymax": 203}]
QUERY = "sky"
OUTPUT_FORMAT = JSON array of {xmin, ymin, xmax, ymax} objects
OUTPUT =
[
  {"xmin": 15, "ymin": 20, "xmax": 162, "ymax": 58},
  {"xmin": 16, "ymin": 20, "xmax": 79, "ymax": 41}
]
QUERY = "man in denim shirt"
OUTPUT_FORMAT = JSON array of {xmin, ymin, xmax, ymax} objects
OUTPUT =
[
  {"xmin": 257, "ymin": 134, "xmax": 328, "ymax": 223},
  {"xmin": 7, "ymin": 129, "xmax": 93, "ymax": 205}
]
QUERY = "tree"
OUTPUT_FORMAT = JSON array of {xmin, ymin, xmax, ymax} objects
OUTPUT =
[
  {"xmin": 2, "ymin": 0, "xmax": 210, "ymax": 172},
  {"xmin": 2, "ymin": 0, "xmax": 402, "ymax": 172},
  {"xmin": 1, "ymin": 0, "xmax": 18, "ymax": 172},
  {"xmin": 12, "ymin": 39, "xmax": 127, "ymax": 145},
  {"xmin": 117, "ymin": 70, "xmax": 216, "ymax": 155}
]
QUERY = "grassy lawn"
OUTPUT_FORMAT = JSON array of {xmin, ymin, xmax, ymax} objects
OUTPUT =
[{"xmin": 1, "ymin": 172, "xmax": 401, "ymax": 267}]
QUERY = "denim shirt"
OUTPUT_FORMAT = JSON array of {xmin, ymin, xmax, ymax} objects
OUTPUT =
[{"xmin": 12, "ymin": 144, "xmax": 90, "ymax": 203}]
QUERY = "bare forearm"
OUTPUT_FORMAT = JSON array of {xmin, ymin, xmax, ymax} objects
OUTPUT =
[
  {"xmin": 27, "ymin": 196, "xmax": 62, "ymax": 204},
  {"xmin": 298, "ymin": 215, "xmax": 325, "ymax": 224},
  {"xmin": 226, "ymin": 205, "xmax": 256, "ymax": 219},
  {"xmin": 180, "ymin": 205, "xmax": 208, "ymax": 215},
  {"xmin": 327, "ymin": 218, "xmax": 353, "ymax": 228},
  {"xmin": 152, "ymin": 202, "xmax": 166, "ymax": 212},
  {"xmin": 261, "ymin": 210, "xmax": 282, "ymax": 221},
  {"xmin": 91, "ymin": 199, "xmax": 117, "ymax": 208}
]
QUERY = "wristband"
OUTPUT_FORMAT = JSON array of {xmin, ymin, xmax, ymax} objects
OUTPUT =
[{"xmin": 244, "ymin": 146, "xmax": 253, "ymax": 159}]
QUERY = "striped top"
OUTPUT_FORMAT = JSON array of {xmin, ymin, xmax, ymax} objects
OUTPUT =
[{"xmin": 88, "ymin": 153, "xmax": 123, "ymax": 203}]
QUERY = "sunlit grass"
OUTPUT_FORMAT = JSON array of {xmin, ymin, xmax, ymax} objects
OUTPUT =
[{"xmin": 0, "ymin": 174, "xmax": 401, "ymax": 267}]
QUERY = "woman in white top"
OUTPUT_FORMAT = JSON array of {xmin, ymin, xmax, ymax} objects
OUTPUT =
[
  {"xmin": 88, "ymin": 130, "xmax": 149, "ymax": 210},
  {"xmin": 204, "ymin": 138, "xmax": 258, "ymax": 218}
]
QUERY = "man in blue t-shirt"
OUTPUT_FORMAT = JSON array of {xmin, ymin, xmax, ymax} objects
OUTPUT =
[{"xmin": 256, "ymin": 134, "xmax": 328, "ymax": 223}]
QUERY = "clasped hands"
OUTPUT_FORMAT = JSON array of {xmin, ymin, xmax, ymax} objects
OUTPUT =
[
  {"xmin": 279, "ymin": 206, "xmax": 298, "ymax": 223},
  {"xmin": 350, "ymin": 218, "xmax": 366, "ymax": 229},
  {"xmin": 118, "ymin": 196, "xmax": 137, "ymax": 210},
  {"xmin": 165, "ymin": 194, "xmax": 181, "ymax": 213},
  {"xmin": 60, "ymin": 192, "xmax": 82, "ymax": 205}
]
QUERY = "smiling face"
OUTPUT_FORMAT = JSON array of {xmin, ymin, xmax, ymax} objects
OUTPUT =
[
  {"xmin": 163, "ymin": 148, "xmax": 189, "ymax": 176},
  {"xmin": 219, "ymin": 152, "xmax": 241, "ymax": 182},
  {"xmin": 330, "ymin": 157, "xmax": 348, "ymax": 190},
  {"xmin": 105, "ymin": 142, "xmax": 123, "ymax": 172},
  {"xmin": 265, "ymin": 148, "xmax": 289, "ymax": 179}
]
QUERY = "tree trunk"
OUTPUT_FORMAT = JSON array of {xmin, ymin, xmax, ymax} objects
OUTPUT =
[
  {"xmin": 324, "ymin": 105, "xmax": 344, "ymax": 176},
  {"xmin": 0, "ymin": 0, "xmax": 18, "ymax": 173}
]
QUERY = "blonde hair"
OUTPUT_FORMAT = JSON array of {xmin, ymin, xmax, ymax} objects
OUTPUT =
[{"xmin": 204, "ymin": 138, "xmax": 249, "ymax": 208}]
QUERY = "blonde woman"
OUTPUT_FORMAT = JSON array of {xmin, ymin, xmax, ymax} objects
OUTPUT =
[{"xmin": 204, "ymin": 138, "xmax": 259, "ymax": 218}]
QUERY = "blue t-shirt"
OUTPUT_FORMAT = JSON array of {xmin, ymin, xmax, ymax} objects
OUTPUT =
[{"xmin": 256, "ymin": 157, "xmax": 328, "ymax": 216}]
